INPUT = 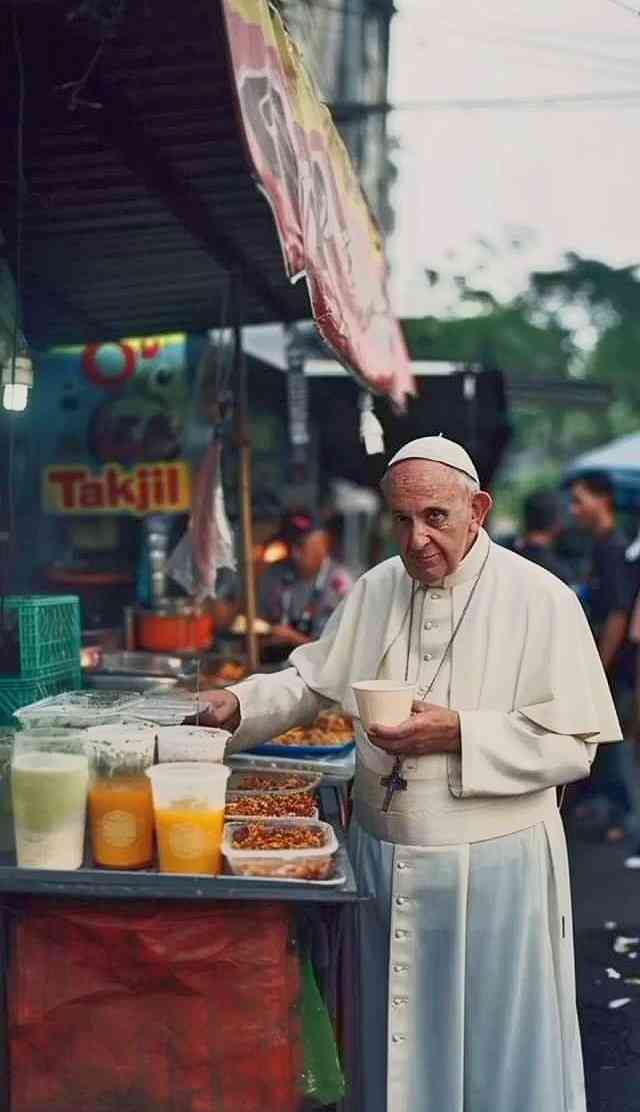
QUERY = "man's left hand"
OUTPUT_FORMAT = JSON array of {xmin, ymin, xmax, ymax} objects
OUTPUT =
[{"xmin": 368, "ymin": 700, "xmax": 461, "ymax": 756}]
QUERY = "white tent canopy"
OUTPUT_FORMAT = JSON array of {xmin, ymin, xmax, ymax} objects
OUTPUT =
[{"xmin": 569, "ymin": 432, "xmax": 640, "ymax": 475}]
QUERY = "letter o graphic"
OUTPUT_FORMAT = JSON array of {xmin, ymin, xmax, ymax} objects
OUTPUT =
[{"xmin": 83, "ymin": 342, "xmax": 136, "ymax": 389}]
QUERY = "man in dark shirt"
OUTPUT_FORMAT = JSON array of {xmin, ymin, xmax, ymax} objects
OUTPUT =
[
  {"xmin": 570, "ymin": 471, "xmax": 638, "ymax": 841},
  {"xmin": 517, "ymin": 490, "xmax": 573, "ymax": 583}
]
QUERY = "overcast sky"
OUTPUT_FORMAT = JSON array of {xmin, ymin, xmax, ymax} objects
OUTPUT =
[{"xmin": 387, "ymin": 0, "xmax": 640, "ymax": 317}]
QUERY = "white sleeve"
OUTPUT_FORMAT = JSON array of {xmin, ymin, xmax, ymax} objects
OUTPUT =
[
  {"xmin": 450, "ymin": 710, "xmax": 600, "ymax": 798},
  {"xmin": 224, "ymin": 667, "xmax": 332, "ymax": 755}
]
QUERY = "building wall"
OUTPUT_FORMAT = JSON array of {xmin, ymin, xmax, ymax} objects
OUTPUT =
[{"xmin": 278, "ymin": 0, "xmax": 395, "ymax": 233}]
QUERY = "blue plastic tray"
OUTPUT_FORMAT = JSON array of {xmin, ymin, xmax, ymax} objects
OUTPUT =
[{"xmin": 249, "ymin": 739, "xmax": 355, "ymax": 759}]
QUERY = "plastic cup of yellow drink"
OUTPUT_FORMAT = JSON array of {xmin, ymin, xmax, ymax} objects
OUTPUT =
[
  {"xmin": 146, "ymin": 762, "xmax": 230, "ymax": 874},
  {"xmin": 86, "ymin": 724, "xmax": 158, "ymax": 870}
]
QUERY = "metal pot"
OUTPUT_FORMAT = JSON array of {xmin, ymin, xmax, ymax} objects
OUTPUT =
[{"xmin": 136, "ymin": 602, "xmax": 214, "ymax": 653}]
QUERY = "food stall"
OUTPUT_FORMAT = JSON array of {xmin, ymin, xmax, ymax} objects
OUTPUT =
[{"xmin": 0, "ymin": 0, "xmax": 411, "ymax": 1108}]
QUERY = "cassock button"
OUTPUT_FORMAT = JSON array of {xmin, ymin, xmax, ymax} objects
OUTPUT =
[
  {"xmin": 424, "ymin": 621, "xmax": 433, "ymax": 630},
  {"xmin": 392, "ymin": 997, "xmax": 407, "ymax": 1007},
  {"xmin": 396, "ymin": 897, "xmax": 407, "ymax": 907},
  {"xmin": 430, "ymin": 592, "xmax": 440, "ymax": 600},
  {"xmin": 423, "ymin": 653, "xmax": 433, "ymax": 662},
  {"xmin": 393, "ymin": 964, "xmax": 408, "ymax": 973},
  {"xmin": 392, "ymin": 1034, "xmax": 406, "ymax": 1044},
  {"xmin": 395, "ymin": 929, "xmax": 409, "ymax": 940},
  {"xmin": 396, "ymin": 862, "xmax": 408, "ymax": 871}
]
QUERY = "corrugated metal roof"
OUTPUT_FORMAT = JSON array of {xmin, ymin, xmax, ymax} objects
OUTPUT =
[{"xmin": 0, "ymin": 0, "xmax": 311, "ymax": 347}]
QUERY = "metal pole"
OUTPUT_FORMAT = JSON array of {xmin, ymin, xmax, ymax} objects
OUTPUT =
[{"xmin": 232, "ymin": 273, "xmax": 258, "ymax": 674}]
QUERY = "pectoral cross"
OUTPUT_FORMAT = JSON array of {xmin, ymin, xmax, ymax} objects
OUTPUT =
[{"xmin": 380, "ymin": 757, "xmax": 408, "ymax": 813}]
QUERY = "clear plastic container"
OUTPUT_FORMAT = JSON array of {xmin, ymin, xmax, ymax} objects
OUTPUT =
[
  {"xmin": 227, "ymin": 769, "xmax": 322, "ymax": 796},
  {"xmin": 86, "ymin": 724, "xmax": 158, "ymax": 870},
  {"xmin": 15, "ymin": 691, "xmax": 143, "ymax": 730},
  {"xmin": 223, "ymin": 819, "xmax": 338, "ymax": 880},
  {"xmin": 129, "ymin": 689, "xmax": 212, "ymax": 727},
  {"xmin": 224, "ymin": 794, "xmax": 319, "ymax": 822},
  {"xmin": 156, "ymin": 725, "xmax": 229, "ymax": 764},
  {"xmin": 11, "ymin": 732, "xmax": 89, "ymax": 870},
  {"xmin": 147, "ymin": 762, "xmax": 230, "ymax": 874}
]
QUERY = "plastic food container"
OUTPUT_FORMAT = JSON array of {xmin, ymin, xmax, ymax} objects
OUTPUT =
[
  {"xmin": 147, "ymin": 762, "xmax": 230, "ymax": 875},
  {"xmin": 11, "ymin": 731, "xmax": 89, "ymax": 870},
  {"xmin": 129, "ymin": 690, "xmax": 211, "ymax": 727},
  {"xmin": 15, "ymin": 691, "xmax": 143, "ymax": 730},
  {"xmin": 227, "ymin": 770, "xmax": 322, "ymax": 796},
  {"xmin": 224, "ymin": 793, "xmax": 319, "ymax": 822},
  {"xmin": 156, "ymin": 725, "xmax": 229, "ymax": 764},
  {"xmin": 223, "ymin": 819, "xmax": 338, "ymax": 880},
  {"xmin": 86, "ymin": 724, "xmax": 158, "ymax": 870}
]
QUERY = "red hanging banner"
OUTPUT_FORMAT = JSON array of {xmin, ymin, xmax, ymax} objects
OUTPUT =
[{"xmin": 222, "ymin": 0, "xmax": 414, "ymax": 407}]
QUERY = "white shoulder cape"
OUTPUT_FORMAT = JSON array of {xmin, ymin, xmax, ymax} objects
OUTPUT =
[{"xmin": 290, "ymin": 536, "xmax": 621, "ymax": 742}]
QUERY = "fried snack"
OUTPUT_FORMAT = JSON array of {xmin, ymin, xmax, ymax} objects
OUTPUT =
[
  {"xmin": 231, "ymin": 823, "xmax": 327, "ymax": 851},
  {"xmin": 233, "ymin": 773, "xmax": 316, "ymax": 793},
  {"xmin": 271, "ymin": 711, "xmax": 353, "ymax": 748},
  {"xmin": 225, "ymin": 793, "xmax": 317, "ymax": 819},
  {"xmin": 204, "ymin": 661, "xmax": 247, "ymax": 686}
]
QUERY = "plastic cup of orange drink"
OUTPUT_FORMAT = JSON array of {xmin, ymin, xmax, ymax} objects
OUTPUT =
[
  {"xmin": 146, "ymin": 762, "xmax": 230, "ymax": 875},
  {"xmin": 86, "ymin": 724, "xmax": 157, "ymax": 869}
]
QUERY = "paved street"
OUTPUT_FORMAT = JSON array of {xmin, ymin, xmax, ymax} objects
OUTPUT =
[{"xmin": 568, "ymin": 817, "xmax": 640, "ymax": 1111}]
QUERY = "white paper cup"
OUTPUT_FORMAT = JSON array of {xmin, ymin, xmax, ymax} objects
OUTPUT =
[{"xmin": 352, "ymin": 680, "xmax": 417, "ymax": 731}]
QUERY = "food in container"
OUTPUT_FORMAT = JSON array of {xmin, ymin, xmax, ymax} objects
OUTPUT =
[
  {"xmin": 129, "ymin": 689, "xmax": 211, "ymax": 727},
  {"xmin": 147, "ymin": 762, "xmax": 230, "ymax": 874},
  {"xmin": 86, "ymin": 724, "xmax": 157, "ymax": 869},
  {"xmin": 270, "ymin": 711, "xmax": 353, "ymax": 748},
  {"xmin": 15, "ymin": 690, "xmax": 142, "ymax": 730},
  {"xmin": 228, "ymin": 770, "xmax": 321, "ymax": 795},
  {"xmin": 11, "ymin": 732, "xmax": 89, "ymax": 869},
  {"xmin": 156, "ymin": 725, "xmax": 229, "ymax": 764},
  {"xmin": 230, "ymin": 615, "xmax": 271, "ymax": 636},
  {"xmin": 223, "ymin": 819, "xmax": 338, "ymax": 880},
  {"xmin": 225, "ymin": 792, "xmax": 318, "ymax": 820}
]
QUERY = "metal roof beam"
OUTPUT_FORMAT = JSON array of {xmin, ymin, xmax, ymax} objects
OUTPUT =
[{"xmin": 74, "ymin": 80, "xmax": 295, "ymax": 323}]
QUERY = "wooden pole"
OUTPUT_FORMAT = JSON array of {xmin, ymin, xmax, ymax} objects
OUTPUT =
[{"xmin": 233, "ymin": 274, "xmax": 258, "ymax": 674}]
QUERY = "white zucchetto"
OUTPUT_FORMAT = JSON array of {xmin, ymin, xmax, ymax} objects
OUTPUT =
[{"xmin": 386, "ymin": 436, "xmax": 479, "ymax": 484}]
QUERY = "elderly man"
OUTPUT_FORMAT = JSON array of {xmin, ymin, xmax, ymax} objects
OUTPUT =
[{"xmin": 200, "ymin": 437, "xmax": 620, "ymax": 1112}]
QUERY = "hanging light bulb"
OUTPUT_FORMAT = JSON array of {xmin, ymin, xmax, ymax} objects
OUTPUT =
[
  {"xmin": 1, "ymin": 336, "xmax": 33, "ymax": 413},
  {"xmin": 2, "ymin": 382, "xmax": 28, "ymax": 411}
]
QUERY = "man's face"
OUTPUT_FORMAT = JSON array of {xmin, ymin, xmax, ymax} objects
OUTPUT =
[
  {"xmin": 291, "ymin": 530, "xmax": 328, "ymax": 579},
  {"xmin": 569, "ymin": 482, "xmax": 607, "ymax": 532},
  {"xmin": 385, "ymin": 460, "xmax": 490, "ymax": 585}
]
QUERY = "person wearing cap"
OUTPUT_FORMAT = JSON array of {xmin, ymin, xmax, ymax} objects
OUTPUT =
[
  {"xmin": 197, "ymin": 437, "xmax": 620, "ymax": 1112},
  {"xmin": 257, "ymin": 510, "xmax": 354, "ymax": 661}
]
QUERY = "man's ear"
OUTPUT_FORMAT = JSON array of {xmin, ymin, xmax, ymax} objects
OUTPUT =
[{"xmin": 472, "ymin": 490, "xmax": 493, "ymax": 527}]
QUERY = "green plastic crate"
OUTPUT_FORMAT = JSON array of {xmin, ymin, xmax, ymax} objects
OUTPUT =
[
  {"xmin": 0, "ymin": 595, "xmax": 81, "ymax": 677},
  {"xmin": 0, "ymin": 662, "xmax": 82, "ymax": 726}
]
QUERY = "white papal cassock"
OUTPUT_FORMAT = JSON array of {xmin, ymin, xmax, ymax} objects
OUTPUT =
[{"xmin": 227, "ymin": 529, "xmax": 621, "ymax": 1112}]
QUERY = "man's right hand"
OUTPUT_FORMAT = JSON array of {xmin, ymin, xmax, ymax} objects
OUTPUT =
[{"xmin": 187, "ymin": 689, "xmax": 241, "ymax": 732}]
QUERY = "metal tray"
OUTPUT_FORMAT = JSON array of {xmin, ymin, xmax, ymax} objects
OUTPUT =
[
  {"xmin": 98, "ymin": 652, "xmax": 197, "ymax": 679},
  {"xmin": 249, "ymin": 739, "xmax": 355, "ymax": 759}
]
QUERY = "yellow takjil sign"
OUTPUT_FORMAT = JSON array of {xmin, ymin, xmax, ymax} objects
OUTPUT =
[{"xmin": 42, "ymin": 462, "xmax": 191, "ymax": 516}]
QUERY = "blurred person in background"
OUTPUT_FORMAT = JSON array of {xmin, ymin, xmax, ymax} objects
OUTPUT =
[
  {"xmin": 258, "ymin": 509, "xmax": 354, "ymax": 662},
  {"xmin": 516, "ymin": 489, "xmax": 573, "ymax": 584},
  {"xmin": 570, "ymin": 471, "xmax": 639, "ymax": 842}
]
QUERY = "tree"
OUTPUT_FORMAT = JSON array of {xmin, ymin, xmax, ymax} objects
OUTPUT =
[{"xmin": 405, "ymin": 251, "xmax": 640, "ymax": 524}]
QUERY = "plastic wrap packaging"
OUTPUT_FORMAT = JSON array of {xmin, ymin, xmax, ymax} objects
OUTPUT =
[
  {"xmin": 9, "ymin": 898, "xmax": 302, "ymax": 1112},
  {"xmin": 167, "ymin": 438, "xmax": 235, "ymax": 602}
]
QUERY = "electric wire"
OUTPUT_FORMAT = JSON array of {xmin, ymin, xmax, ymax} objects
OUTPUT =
[{"xmin": 3, "ymin": 6, "xmax": 27, "ymax": 609}]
